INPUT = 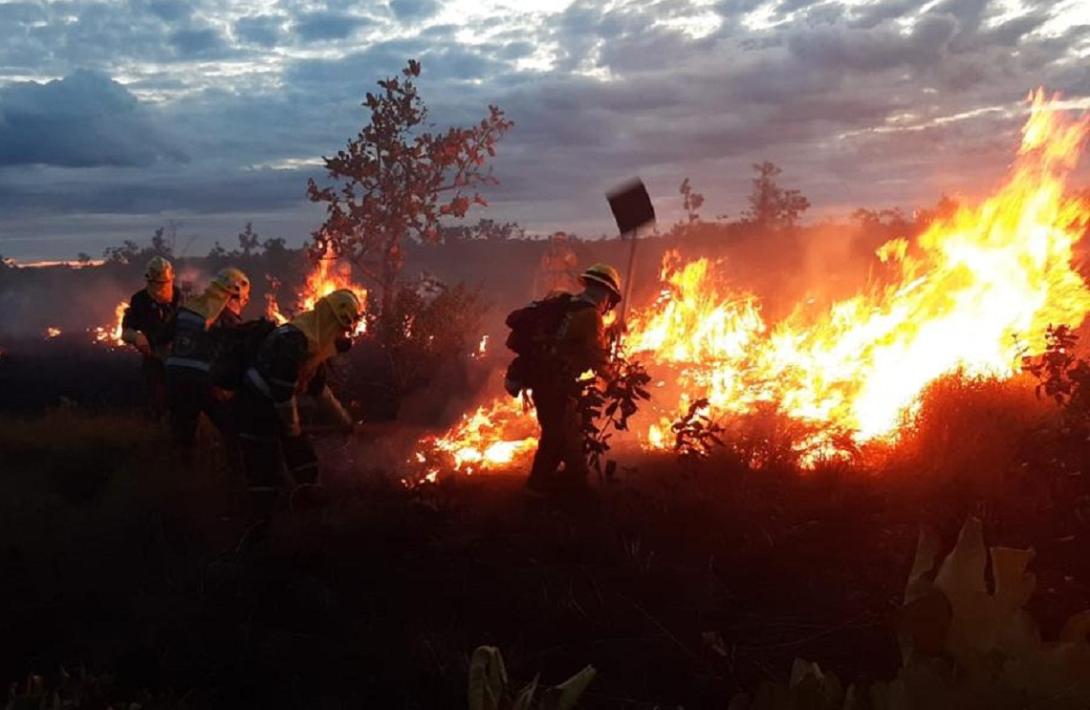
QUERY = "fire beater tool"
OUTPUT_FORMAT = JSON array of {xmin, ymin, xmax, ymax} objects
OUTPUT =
[{"xmin": 606, "ymin": 177, "xmax": 656, "ymax": 328}]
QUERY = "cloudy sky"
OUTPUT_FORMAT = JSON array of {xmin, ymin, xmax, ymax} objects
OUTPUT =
[{"xmin": 0, "ymin": 0, "xmax": 1088, "ymax": 260}]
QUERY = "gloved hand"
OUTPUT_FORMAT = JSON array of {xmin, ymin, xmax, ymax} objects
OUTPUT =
[{"xmin": 124, "ymin": 328, "xmax": 152, "ymax": 355}]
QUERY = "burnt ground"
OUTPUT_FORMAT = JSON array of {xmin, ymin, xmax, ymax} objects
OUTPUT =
[{"xmin": 2, "ymin": 407, "xmax": 1089, "ymax": 709}]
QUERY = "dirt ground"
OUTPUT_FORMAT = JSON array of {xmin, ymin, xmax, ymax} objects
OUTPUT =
[{"xmin": 2, "ymin": 410, "xmax": 1088, "ymax": 709}]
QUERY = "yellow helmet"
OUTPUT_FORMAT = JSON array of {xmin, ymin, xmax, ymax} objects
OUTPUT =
[
  {"xmin": 211, "ymin": 267, "xmax": 250, "ymax": 299},
  {"xmin": 581, "ymin": 263, "xmax": 622, "ymax": 299},
  {"xmin": 320, "ymin": 289, "xmax": 363, "ymax": 330},
  {"xmin": 145, "ymin": 256, "xmax": 174, "ymax": 283}
]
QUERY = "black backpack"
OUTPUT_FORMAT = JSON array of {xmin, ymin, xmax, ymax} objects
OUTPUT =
[
  {"xmin": 504, "ymin": 293, "xmax": 592, "ymax": 357},
  {"xmin": 209, "ymin": 318, "xmax": 278, "ymax": 390}
]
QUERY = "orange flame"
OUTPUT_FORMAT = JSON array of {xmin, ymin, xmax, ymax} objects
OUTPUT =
[
  {"xmin": 268, "ymin": 257, "xmax": 368, "ymax": 335},
  {"xmin": 416, "ymin": 89, "xmax": 1090, "ymax": 478},
  {"xmin": 410, "ymin": 397, "xmax": 539, "ymax": 482},
  {"xmin": 90, "ymin": 300, "xmax": 128, "ymax": 347}
]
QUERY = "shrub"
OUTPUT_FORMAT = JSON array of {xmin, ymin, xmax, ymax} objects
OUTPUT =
[
  {"xmin": 894, "ymin": 372, "xmax": 1054, "ymax": 495},
  {"xmin": 468, "ymin": 646, "xmax": 595, "ymax": 710},
  {"xmin": 728, "ymin": 517, "xmax": 1090, "ymax": 709}
]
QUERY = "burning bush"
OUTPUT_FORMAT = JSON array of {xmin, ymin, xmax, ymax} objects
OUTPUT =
[{"xmin": 894, "ymin": 372, "xmax": 1054, "ymax": 491}]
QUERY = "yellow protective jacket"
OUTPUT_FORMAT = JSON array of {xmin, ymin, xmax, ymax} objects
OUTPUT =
[{"xmin": 554, "ymin": 301, "xmax": 610, "ymax": 377}]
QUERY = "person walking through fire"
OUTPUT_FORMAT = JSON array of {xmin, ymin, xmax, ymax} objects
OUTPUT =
[
  {"xmin": 121, "ymin": 256, "xmax": 181, "ymax": 418},
  {"xmin": 164, "ymin": 266, "xmax": 250, "ymax": 458},
  {"xmin": 504, "ymin": 263, "xmax": 622, "ymax": 497},
  {"xmin": 234, "ymin": 289, "xmax": 363, "ymax": 525}
]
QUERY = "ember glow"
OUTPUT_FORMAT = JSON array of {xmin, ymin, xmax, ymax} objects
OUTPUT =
[
  {"xmin": 267, "ymin": 257, "xmax": 368, "ymax": 335},
  {"xmin": 413, "ymin": 89, "xmax": 1090, "ymax": 479}
]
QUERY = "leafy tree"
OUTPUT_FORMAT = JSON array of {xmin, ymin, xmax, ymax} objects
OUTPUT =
[
  {"xmin": 742, "ymin": 161, "xmax": 810, "ymax": 230},
  {"xmin": 851, "ymin": 207, "xmax": 912, "ymax": 234},
  {"xmin": 76, "ymin": 252, "xmax": 92, "ymax": 265},
  {"xmin": 306, "ymin": 59, "xmax": 513, "ymax": 317},
  {"xmin": 207, "ymin": 241, "xmax": 228, "ymax": 259},
  {"xmin": 472, "ymin": 218, "xmax": 523, "ymax": 241},
  {"xmin": 679, "ymin": 177, "xmax": 704, "ymax": 224},
  {"xmin": 237, "ymin": 222, "xmax": 260, "ymax": 257},
  {"xmin": 149, "ymin": 223, "xmax": 175, "ymax": 258},
  {"xmin": 103, "ymin": 240, "xmax": 141, "ymax": 265},
  {"xmin": 262, "ymin": 236, "xmax": 288, "ymax": 258}
]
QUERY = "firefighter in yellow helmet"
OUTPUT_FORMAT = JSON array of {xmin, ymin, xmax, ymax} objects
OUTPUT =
[
  {"xmin": 235, "ymin": 288, "xmax": 363, "ymax": 521},
  {"xmin": 121, "ymin": 256, "xmax": 181, "ymax": 417},
  {"xmin": 503, "ymin": 263, "xmax": 621, "ymax": 497},
  {"xmin": 164, "ymin": 266, "xmax": 251, "ymax": 454}
]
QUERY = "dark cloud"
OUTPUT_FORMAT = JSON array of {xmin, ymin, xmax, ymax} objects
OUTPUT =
[
  {"xmin": 235, "ymin": 15, "xmax": 285, "ymax": 47},
  {"xmin": 293, "ymin": 12, "xmax": 369, "ymax": 42},
  {"xmin": 848, "ymin": 0, "xmax": 919, "ymax": 28},
  {"xmin": 286, "ymin": 39, "xmax": 426, "ymax": 91},
  {"xmin": 0, "ymin": 164, "xmax": 310, "ymax": 214},
  {"xmin": 0, "ymin": 0, "xmax": 1086, "ymax": 260},
  {"xmin": 0, "ymin": 70, "xmax": 185, "ymax": 168},
  {"xmin": 979, "ymin": 12, "xmax": 1050, "ymax": 47},
  {"xmin": 169, "ymin": 27, "xmax": 228, "ymax": 56},
  {"xmin": 144, "ymin": 0, "xmax": 191, "ymax": 22},
  {"xmin": 497, "ymin": 41, "xmax": 535, "ymax": 60},
  {"xmin": 389, "ymin": 0, "xmax": 440, "ymax": 21},
  {"xmin": 786, "ymin": 14, "xmax": 957, "ymax": 73}
]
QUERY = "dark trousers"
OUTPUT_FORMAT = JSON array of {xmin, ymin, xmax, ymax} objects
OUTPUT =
[
  {"xmin": 235, "ymin": 389, "xmax": 319, "ymax": 509},
  {"xmin": 140, "ymin": 356, "xmax": 167, "ymax": 419},
  {"xmin": 165, "ymin": 367, "xmax": 234, "ymax": 450},
  {"xmin": 528, "ymin": 386, "xmax": 588, "ymax": 489}
]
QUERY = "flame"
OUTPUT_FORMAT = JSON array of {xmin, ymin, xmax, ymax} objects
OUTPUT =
[
  {"xmin": 45, "ymin": 327, "xmax": 61, "ymax": 339},
  {"xmin": 636, "ymin": 88, "xmax": 1090, "ymax": 451},
  {"xmin": 90, "ymin": 300, "xmax": 128, "ymax": 347},
  {"xmin": 410, "ymin": 396, "xmax": 539, "ymax": 483},
  {"xmin": 268, "ymin": 256, "xmax": 368, "ymax": 335},
  {"xmin": 416, "ymin": 89, "xmax": 1090, "ymax": 477}
]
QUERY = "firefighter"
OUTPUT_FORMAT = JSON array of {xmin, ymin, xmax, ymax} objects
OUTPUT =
[
  {"xmin": 505, "ymin": 263, "xmax": 622, "ymax": 496},
  {"xmin": 235, "ymin": 288, "xmax": 362, "ymax": 522},
  {"xmin": 121, "ymin": 256, "xmax": 181, "ymax": 417},
  {"xmin": 164, "ymin": 266, "xmax": 250, "ymax": 455}
]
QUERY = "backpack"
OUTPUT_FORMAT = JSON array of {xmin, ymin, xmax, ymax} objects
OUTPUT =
[
  {"xmin": 209, "ymin": 318, "xmax": 278, "ymax": 390},
  {"xmin": 504, "ymin": 293, "xmax": 586, "ymax": 357},
  {"xmin": 504, "ymin": 294, "xmax": 595, "ymax": 391}
]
